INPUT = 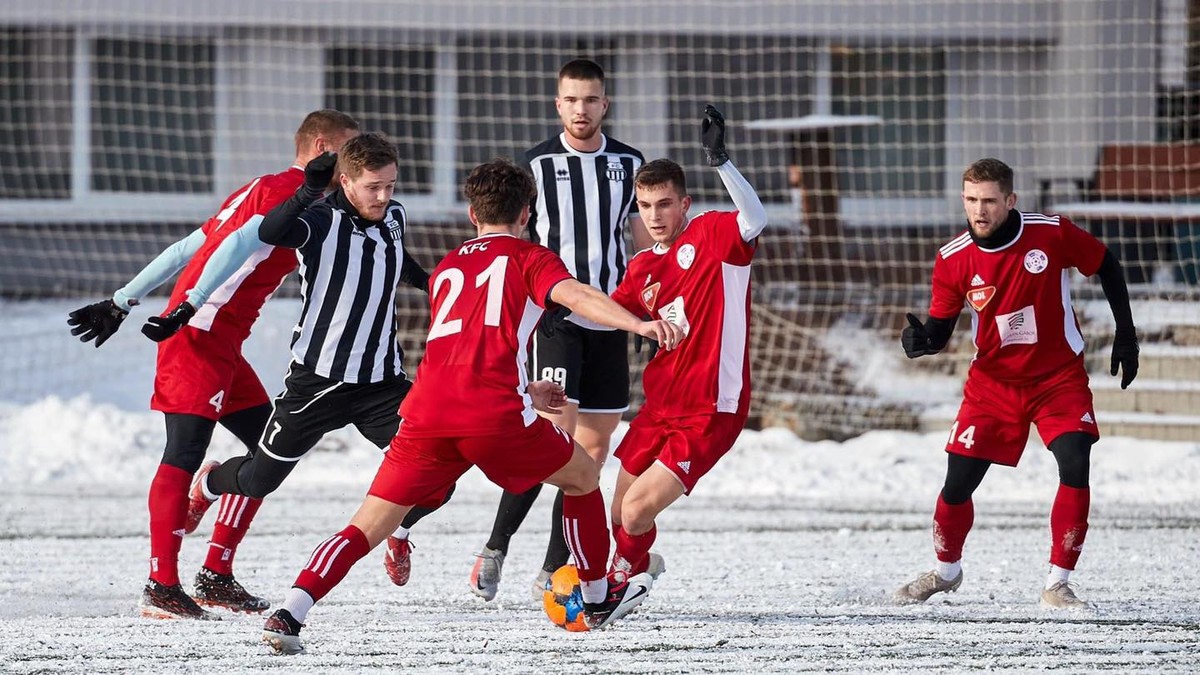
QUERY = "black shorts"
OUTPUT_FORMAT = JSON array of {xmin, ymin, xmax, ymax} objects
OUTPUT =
[
  {"xmin": 258, "ymin": 362, "xmax": 411, "ymax": 462},
  {"xmin": 528, "ymin": 319, "xmax": 630, "ymax": 413}
]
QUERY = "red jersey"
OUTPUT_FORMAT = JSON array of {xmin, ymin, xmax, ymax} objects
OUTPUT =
[
  {"xmin": 612, "ymin": 210, "xmax": 756, "ymax": 417},
  {"xmin": 399, "ymin": 233, "xmax": 573, "ymax": 437},
  {"xmin": 929, "ymin": 211, "xmax": 1107, "ymax": 386},
  {"xmin": 166, "ymin": 167, "xmax": 303, "ymax": 343}
]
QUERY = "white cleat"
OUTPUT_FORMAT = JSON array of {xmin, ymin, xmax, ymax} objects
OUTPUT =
[
  {"xmin": 893, "ymin": 569, "xmax": 963, "ymax": 605},
  {"xmin": 1040, "ymin": 581, "xmax": 1090, "ymax": 609}
]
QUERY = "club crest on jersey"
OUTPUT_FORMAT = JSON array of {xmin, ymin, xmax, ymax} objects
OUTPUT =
[
  {"xmin": 1023, "ymin": 249, "xmax": 1048, "ymax": 274},
  {"xmin": 967, "ymin": 285, "xmax": 996, "ymax": 311},
  {"xmin": 606, "ymin": 161, "xmax": 626, "ymax": 181},
  {"xmin": 640, "ymin": 282, "xmax": 661, "ymax": 314},
  {"xmin": 676, "ymin": 244, "xmax": 696, "ymax": 270}
]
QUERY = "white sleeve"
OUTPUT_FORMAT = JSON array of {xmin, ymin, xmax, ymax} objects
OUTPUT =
[
  {"xmin": 716, "ymin": 161, "xmax": 767, "ymax": 242},
  {"xmin": 112, "ymin": 228, "xmax": 206, "ymax": 311},
  {"xmin": 185, "ymin": 217, "xmax": 266, "ymax": 309}
]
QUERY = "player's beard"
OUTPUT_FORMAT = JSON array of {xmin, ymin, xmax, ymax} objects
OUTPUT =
[{"xmin": 564, "ymin": 118, "xmax": 601, "ymax": 143}]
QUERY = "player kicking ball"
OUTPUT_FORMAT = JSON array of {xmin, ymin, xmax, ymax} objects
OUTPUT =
[{"xmin": 261, "ymin": 159, "xmax": 683, "ymax": 654}]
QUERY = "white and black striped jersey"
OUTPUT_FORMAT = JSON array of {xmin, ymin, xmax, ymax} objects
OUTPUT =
[
  {"xmin": 274, "ymin": 190, "xmax": 428, "ymax": 384},
  {"xmin": 525, "ymin": 133, "xmax": 643, "ymax": 329}
]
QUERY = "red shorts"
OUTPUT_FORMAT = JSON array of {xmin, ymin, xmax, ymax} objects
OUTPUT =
[
  {"xmin": 613, "ymin": 410, "xmax": 746, "ymax": 495},
  {"xmin": 150, "ymin": 326, "xmax": 268, "ymax": 420},
  {"xmin": 369, "ymin": 416, "xmax": 575, "ymax": 508},
  {"xmin": 946, "ymin": 364, "xmax": 1099, "ymax": 466}
]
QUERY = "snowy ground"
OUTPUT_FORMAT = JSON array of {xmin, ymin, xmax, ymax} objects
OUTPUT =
[{"xmin": 1, "ymin": 300, "xmax": 1198, "ymax": 673}]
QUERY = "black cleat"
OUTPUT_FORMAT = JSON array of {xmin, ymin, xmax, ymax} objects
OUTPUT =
[
  {"xmin": 139, "ymin": 580, "xmax": 221, "ymax": 620},
  {"xmin": 583, "ymin": 572, "xmax": 653, "ymax": 630},
  {"xmin": 262, "ymin": 608, "xmax": 305, "ymax": 655},
  {"xmin": 193, "ymin": 568, "xmax": 270, "ymax": 613}
]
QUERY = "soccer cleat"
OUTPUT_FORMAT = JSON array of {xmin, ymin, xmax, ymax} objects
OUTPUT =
[
  {"xmin": 609, "ymin": 551, "xmax": 667, "ymax": 585},
  {"xmin": 583, "ymin": 572, "xmax": 653, "ymax": 630},
  {"xmin": 192, "ymin": 567, "xmax": 270, "ymax": 613},
  {"xmin": 893, "ymin": 569, "xmax": 964, "ymax": 605},
  {"xmin": 469, "ymin": 547, "xmax": 505, "ymax": 601},
  {"xmin": 531, "ymin": 569, "xmax": 553, "ymax": 602},
  {"xmin": 262, "ymin": 608, "xmax": 305, "ymax": 655},
  {"xmin": 184, "ymin": 460, "xmax": 219, "ymax": 534},
  {"xmin": 139, "ymin": 580, "xmax": 221, "ymax": 621},
  {"xmin": 384, "ymin": 536, "xmax": 413, "ymax": 587},
  {"xmin": 1040, "ymin": 581, "xmax": 1090, "ymax": 609}
]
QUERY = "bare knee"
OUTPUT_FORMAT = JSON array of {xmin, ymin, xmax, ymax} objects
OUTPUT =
[
  {"xmin": 555, "ymin": 457, "xmax": 600, "ymax": 496},
  {"xmin": 620, "ymin": 495, "xmax": 657, "ymax": 535}
]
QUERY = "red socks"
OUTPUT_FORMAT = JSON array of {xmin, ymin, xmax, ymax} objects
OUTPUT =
[
  {"xmin": 203, "ymin": 494, "xmax": 263, "ymax": 576},
  {"xmin": 613, "ymin": 523, "xmax": 657, "ymax": 577},
  {"xmin": 932, "ymin": 494, "xmax": 974, "ymax": 563},
  {"xmin": 1050, "ymin": 484, "xmax": 1090, "ymax": 570},
  {"xmin": 293, "ymin": 525, "xmax": 371, "ymax": 603},
  {"xmin": 560, "ymin": 489, "xmax": 611, "ymax": 583},
  {"xmin": 147, "ymin": 464, "xmax": 191, "ymax": 586}
]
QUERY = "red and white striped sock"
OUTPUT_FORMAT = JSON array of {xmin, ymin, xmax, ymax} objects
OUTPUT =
[
  {"xmin": 561, "ymin": 489, "xmax": 611, "ymax": 604},
  {"xmin": 147, "ymin": 463, "xmax": 191, "ymax": 587},
  {"xmin": 291, "ymin": 525, "xmax": 371, "ymax": 607},
  {"xmin": 203, "ymin": 494, "xmax": 263, "ymax": 576}
]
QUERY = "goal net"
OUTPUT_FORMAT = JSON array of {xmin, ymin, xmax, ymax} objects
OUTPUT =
[{"xmin": 2, "ymin": 1, "xmax": 1195, "ymax": 439}]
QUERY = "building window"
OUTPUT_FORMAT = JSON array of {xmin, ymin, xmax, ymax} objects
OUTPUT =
[
  {"xmin": 327, "ymin": 47, "xmax": 436, "ymax": 194},
  {"xmin": 667, "ymin": 36, "xmax": 815, "ymax": 204},
  {"xmin": 0, "ymin": 29, "xmax": 73, "ymax": 199},
  {"xmin": 832, "ymin": 46, "xmax": 946, "ymax": 197},
  {"xmin": 91, "ymin": 37, "xmax": 215, "ymax": 193}
]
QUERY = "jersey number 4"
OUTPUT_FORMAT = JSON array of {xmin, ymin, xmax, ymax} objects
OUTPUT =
[{"xmin": 428, "ymin": 256, "xmax": 509, "ymax": 340}]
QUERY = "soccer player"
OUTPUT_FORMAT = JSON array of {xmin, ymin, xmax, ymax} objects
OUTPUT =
[
  {"xmin": 260, "ymin": 159, "xmax": 683, "ymax": 654},
  {"xmin": 470, "ymin": 58, "xmax": 650, "ymax": 602},
  {"xmin": 153, "ymin": 132, "xmax": 447, "ymax": 590},
  {"xmin": 893, "ymin": 158, "xmax": 1139, "ymax": 609},
  {"xmin": 603, "ymin": 106, "xmax": 767, "ymax": 590},
  {"xmin": 66, "ymin": 109, "xmax": 361, "ymax": 620}
]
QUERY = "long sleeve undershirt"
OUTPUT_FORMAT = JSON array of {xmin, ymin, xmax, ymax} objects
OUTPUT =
[
  {"xmin": 112, "ymin": 228, "xmax": 206, "ymax": 311},
  {"xmin": 716, "ymin": 161, "xmax": 768, "ymax": 242}
]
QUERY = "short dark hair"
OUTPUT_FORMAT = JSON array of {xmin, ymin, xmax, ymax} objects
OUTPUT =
[
  {"xmin": 635, "ymin": 159, "xmax": 688, "ymax": 196},
  {"xmin": 463, "ymin": 159, "xmax": 537, "ymax": 225},
  {"xmin": 558, "ymin": 59, "xmax": 605, "ymax": 86},
  {"xmin": 294, "ymin": 109, "xmax": 359, "ymax": 149},
  {"xmin": 962, "ymin": 158, "xmax": 1014, "ymax": 194},
  {"xmin": 337, "ymin": 132, "xmax": 397, "ymax": 179}
]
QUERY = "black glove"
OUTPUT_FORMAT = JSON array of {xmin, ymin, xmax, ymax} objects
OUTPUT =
[
  {"xmin": 901, "ymin": 312, "xmax": 940, "ymax": 358},
  {"xmin": 1110, "ymin": 327, "xmax": 1139, "ymax": 389},
  {"xmin": 141, "ymin": 301, "xmax": 197, "ymax": 342},
  {"xmin": 300, "ymin": 151, "xmax": 338, "ymax": 201},
  {"xmin": 701, "ymin": 104, "xmax": 729, "ymax": 167},
  {"xmin": 67, "ymin": 299, "xmax": 128, "ymax": 348},
  {"xmin": 539, "ymin": 306, "xmax": 573, "ymax": 339}
]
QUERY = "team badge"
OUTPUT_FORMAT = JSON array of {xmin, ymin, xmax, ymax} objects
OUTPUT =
[
  {"xmin": 1023, "ymin": 249, "xmax": 1048, "ymax": 274},
  {"xmin": 640, "ymin": 282, "xmax": 661, "ymax": 314},
  {"xmin": 606, "ymin": 161, "xmax": 627, "ymax": 181},
  {"xmin": 967, "ymin": 285, "xmax": 996, "ymax": 311},
  {"xmin": 676, "ymin": 244, "xmax": 696, "ymax": 270}
]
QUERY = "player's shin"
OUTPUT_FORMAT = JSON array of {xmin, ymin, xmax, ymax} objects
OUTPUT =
[
  {"xmin": 147, "ymin": 463, "xmax": 192, "ymax": 586},
  {"xmin": 933, "ymin": 494, "xmax": 973, "ymax": 578},
  {"xmin": 1049, "ymin": 485, "xmax": 1090, "ymax": 572},
  {"xmin": 612, "ymin": 523, "xmax": 657, "ymax": 582},
  {"xmin": 289, "ymin": 525, "xmax": 371, "ymax": 618},
  {"xmin": 561, "ymin": 488, "xmax": 610, "ymax": 604},
  {"xmin": 204, "ymin": 494, "xmax": 263, "ymax": 575}
]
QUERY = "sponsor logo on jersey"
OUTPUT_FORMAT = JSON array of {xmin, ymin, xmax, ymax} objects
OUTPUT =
[
  {"xmin": 995, "ymin": 305, "xmax": 1038, "ymax": 347},
  {"xmin": 677, "ymin": 460, "xmax": 691, "ymax": 474},
  {"xmin": 1024, "ymin": 248, "xmax": 1049, "ymax": 274},
  {"xmin": 556, "ymin": 168, "xmax": 571, "ymax": 181},
  {"xmin": 658, "ymin": 296, "xmax": 691, "ymax": 336},
  {"xmin": 970, "ymin": 274, "xmax": 985, "ymax": 287},
  {"xmin": 1080, "ymin": 412, "xmax": 1094, "ymax": 424},
  {"xmin": 606, "ymin": 161, "xmax": 627, "ymax": 181},
  {"xmin": 676, "ymin": 244, "xmax": 696, "ymax": 270},
  {"xmin": 640, "ymin": 282, "xmax": 661, "ymax": 314},
  {"xmin": 967, "ymin": 285, "xmax": 996, "ymax": 311}
]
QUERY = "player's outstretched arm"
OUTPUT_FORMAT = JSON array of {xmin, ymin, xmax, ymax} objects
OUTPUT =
[
  {"xmin": 549, "ymin": 279, "xmax": 684, "ymax": 351},
  {"xmin": 1093, "ymin": 248, "xmax": 1139, "ymax": 389},
  {"xmin": 702, "ymin": 105, "xmax": 767, "ymax": 242}
]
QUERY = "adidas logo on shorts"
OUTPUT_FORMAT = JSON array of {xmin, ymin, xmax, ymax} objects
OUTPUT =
[
  {"xmin": 1080, "ymin": 412, "xmax": 1094, "ymax": 424},
  {"xmin": 677, "ymin": 460, "xmax": 691, "ymax": 474}
]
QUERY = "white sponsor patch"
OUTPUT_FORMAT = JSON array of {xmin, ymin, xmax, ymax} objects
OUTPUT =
[
  {"xmin": 995, "ymin": 305, "xmax": 1038, "ymax": 347},
  {"xmin": 658, "ymin": 296, "xmax": 691, "ymax": 336},
  {"xmin": 1024, "ymin": 249, "xmax": 1048, "ymax": 274}
]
